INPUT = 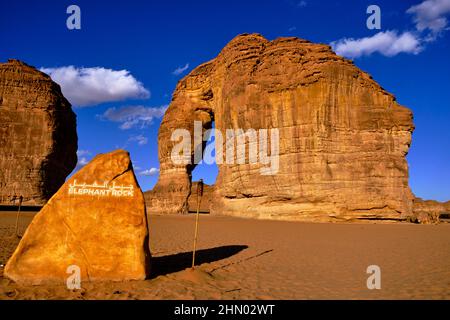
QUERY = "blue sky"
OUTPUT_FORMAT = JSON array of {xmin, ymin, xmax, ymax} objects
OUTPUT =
[{"xmin": 1, "ymin": 0, "xmax": 449, "ymax": 201}]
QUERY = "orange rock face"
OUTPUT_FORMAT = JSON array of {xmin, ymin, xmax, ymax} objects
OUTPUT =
[
  {"xmin": 145, "ymin": 33, "xmax": 415, "ymax": 222},
  {"xmin": 5, "ymin": 150, "xmax": 151, "ymax": 285},
  {"xmin": 412, "ymin": 198, "xmax": 450, "ymax": 224},
  {"xmin": 187, "ymin": 182, "xmax": 214, "ymax": 213},
  {"xmin": 0, "ymin": 59, "xmax": 77, "ymax": 205}
]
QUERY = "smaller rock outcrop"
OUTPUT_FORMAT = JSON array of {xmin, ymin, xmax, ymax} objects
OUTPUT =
[
  {"xmin": 5, "ymin": 150, "xmax": 150, "ymax": 285},
  {"xmin": 411, "ymin": 197, "xmax": 450, "ymax": 224}
]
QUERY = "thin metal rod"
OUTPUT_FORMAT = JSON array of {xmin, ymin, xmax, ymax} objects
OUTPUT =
[
  {"xmin": 14, "ymin": 196, "xmax": 23, "ymax": 237},
  {"xmin": 192, "ymin": 180, "xmax": 203, "ymax": 269},
  {"xmin": 192, "ymin": 193, "xmax": 201, "ymax": 268}
]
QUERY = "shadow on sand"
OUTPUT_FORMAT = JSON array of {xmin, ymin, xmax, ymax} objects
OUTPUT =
[{"xmin": 150, "ymin": 245, "xmax": 248, "ymax": 278}]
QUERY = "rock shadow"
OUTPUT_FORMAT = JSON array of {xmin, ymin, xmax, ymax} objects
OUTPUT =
[{"xmin": 150, "ymin": 245, "xmax": 248, "ymax": 278}]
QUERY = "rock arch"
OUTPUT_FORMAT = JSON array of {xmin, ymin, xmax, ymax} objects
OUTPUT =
[
  {"xmin": 145, "ymin": 34, "xmax": 415, "ymax": 222},
  {"xmin": 145, "ymin": 61, "xmax": 215, "ymax": 214}
]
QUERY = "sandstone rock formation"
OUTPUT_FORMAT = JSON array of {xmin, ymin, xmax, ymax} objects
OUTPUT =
[
  {"xmin": 145, "ymin": 33, "xmax": 415, "ymax": 222},
  {"xmin": 0, "ymin": 59, "xmax": 77, "ymax": 206},
  {"xmin": 5, "ymin": 150, "xmax": 150, "ymax": 285},
  {"xmin": 187, "ymin": 181, "xmax": 214, "ymax": 213},
  {"xmin": 411, "ymin": 197, "xmax": 450, "ymax": 224}
]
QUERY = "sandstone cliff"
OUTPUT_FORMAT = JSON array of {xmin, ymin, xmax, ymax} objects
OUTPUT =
[
  {"xmin": 145, "ymin": 34, "xmax": 415, "ymax": 222},
  {"xmin": 0, "ymin": 59, "xmax": 77, "ymax": 205}
]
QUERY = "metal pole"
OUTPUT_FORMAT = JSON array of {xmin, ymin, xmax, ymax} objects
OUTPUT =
[
  {"xmin": 14, "ymin": 195, "xmax": 23, "ymax": 238},
  {"xmin": 192, "ymin": 179, "xmax": 204, "ymax": 269}
]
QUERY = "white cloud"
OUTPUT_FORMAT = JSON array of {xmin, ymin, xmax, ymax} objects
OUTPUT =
[
  {"xmin": 99, "ymin": 105, "xmax": 167, "ymax": 130},
  {"xmin": 40, "ymin": 66, "xmax": 150, "ymax": 107},
  {"xmin": 77, "ymin": 157, "xmax": 89, "ymax": 167},
  {"xmin": 131, "ymin": 160, "xmax": 142, "ymax": 171},
  {"xmin": 407, "ymin": 0, "xmax": 450, "ymax": 39},
  {"xmin": 76, "ymin": 150, "xmax": 91, "ymax": 167},
  {"xmin": 331, "ymin": 0, "xmax": 450, "ymax": 59},
  {"xmin": 76, "ymin": 149, "xmax": 91, "ymax": 157},
  {"xmin": 128, "ymin": 134, "xmax": 148, "ymax": 146},
  {"xmin": 139, "ymin": 168, "xmax": 159, "ymax": 176},
  {"xmin": 172, "ymin": 63, "xmax": 189, "ymax": 76},
  {"xmin": 331, "ymin": 31, "xmax": 423, "ymax": 58},
  {"xmin": 297, "ymin": 1, "xmax": 307, "ymax": 7}
]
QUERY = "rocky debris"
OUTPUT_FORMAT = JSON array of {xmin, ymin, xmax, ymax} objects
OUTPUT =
[
  {"xmin": 411, "ymin": 197, "xmax": 450, "ymax": 224},
  {"xmin": 145, "ymin": 33, "xmax": 415, "ymax": 222},
  {"xmin": 5, "ymin": 150, "xmax": 151, "ymax": 285},
  {"xmin": 145, "ymin": 181, "xmax": 214, "ymax": 215},
  {"xmin": 0, "ymin": 59, "xmax": 77, "ymax": 206}
]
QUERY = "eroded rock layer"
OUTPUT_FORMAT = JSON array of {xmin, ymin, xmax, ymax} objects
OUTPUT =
[
  {"xmin": 0, "ymin": 59, "xmax": 77, "ymax": 205},
  {"xmin": 145, "ymin": 34, "xmax": 415, "ymax": 222}
]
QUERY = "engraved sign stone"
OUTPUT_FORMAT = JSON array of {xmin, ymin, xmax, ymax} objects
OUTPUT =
[
  {"xmin": 68, "ymin": 180, "xmax": 134, "ymax": 197},
  {"xmin": 4, "ymin": 149, "xmax": 151, "ymax": 285}
]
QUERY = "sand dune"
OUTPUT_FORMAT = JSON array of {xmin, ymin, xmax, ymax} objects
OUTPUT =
[{"xmin": 1, "ymin": 212, "xmax": 449, "ymax": 299}]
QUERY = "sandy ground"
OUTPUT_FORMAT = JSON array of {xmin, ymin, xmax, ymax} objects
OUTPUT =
[{"xmin": 0, "ymin": 211, "xmax": 449, "ymax": 300}]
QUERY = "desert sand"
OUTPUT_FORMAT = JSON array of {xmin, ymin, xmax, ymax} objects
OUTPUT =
[{"xmin": 0, "ymin": 211, "xmax": 449, "ymax": 300}]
